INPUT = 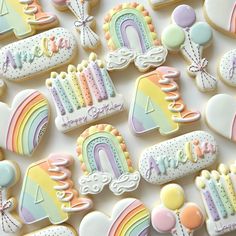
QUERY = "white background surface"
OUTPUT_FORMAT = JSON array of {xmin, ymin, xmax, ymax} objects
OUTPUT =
[{"xmin": 0, "ymin": 0, "xmax": 236, "ymax": 235}]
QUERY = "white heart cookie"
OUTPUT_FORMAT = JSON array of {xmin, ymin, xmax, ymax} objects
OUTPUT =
[
  {"xmin": 0, "ymin": 89, "xmax": 49, "ymax": 156},
  {"xmin": 219, "ymin": 49, "xmax": 236, "ymax": 87},
  {"xmin": 80, "ymin": 198, "xmax": 150, "ymax": 236},
  {"xmin": 204, "ymin": 0, "xmax": 236, "ymax": 37},
  {"xmin": 205, "ymin": 94, "xmax": 236, "ymax": 142}
]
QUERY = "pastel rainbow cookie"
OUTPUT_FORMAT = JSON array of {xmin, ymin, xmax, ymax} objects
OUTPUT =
[
  {"xmin": 0, "ymin": 0, "xmax": 58, "ymax": 39},
  {"xmin": 19, "ymin": 153, "xmax": 93, "ymax": 225},
  {"xmin": 80, "ymin": 198, "xmax": 150, "ymax": 236},
  {"xmin": 149, "ymin": 0, "xmax": 183, "ymax": 9},
  {"xmin": 77, "ymin": 124, "xmax": 141, "ymax": 195},
  {"xmin": 46, "ymin": 53, "xmax": 124, "ymax": 133},
  {"xmin": 103, "ymin": 2, "xmax": 167, "ymax": 72},
  {"xmin": 204, "ymin": 0, "xmax": 236, "ymax": 38},
  {"xmin": 0, "ymin": 159, "xmax": 22, "ymax": 235},
  {"xmin": 0, "ymin": 89, "xmax": 49, "ymax": 156},
  {"xmin": 196, "ymin": 163, "xmax": 236, "ymax": 235},
  {"xmin": 152, "ymin": 184, "xmax": 205, "ymax": 236},
  {"xmin": 24, "ymin": 225, "xmax": 77, "ymax": 236},
  {"xmin": 129, "ymin": 66, "xmax": 201, "ymax": 135}
]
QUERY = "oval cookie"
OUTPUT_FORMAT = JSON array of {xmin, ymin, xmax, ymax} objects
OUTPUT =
[
  {"xmin": 0, "ymin": 27, "xmax": 77, "ymax": 82},
  {"xmin": 139, "ymin": 131, "xmax": 217, "ymax": 185}
]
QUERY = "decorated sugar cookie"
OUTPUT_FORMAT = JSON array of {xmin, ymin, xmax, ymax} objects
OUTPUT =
[
  {"xmin": 0, "ymin": 90, "xmax": 49, "ymax": 156},
  {"xmin": 52, "ymin": 0, "xmax": 100, "ymax": 49},
  {"xmin": 0, "ymin": 158, "xmax": 22, "ymax": 235},
  {"xmin": 149, "ymin": 0, "xmax": 183, "ymax": 9},
  {"xmin": 24, "ymin": 225, "xmax": 77, "ymax": 236},
  {"xmin": 219, "ymin": 49, "xmax": 236, "ymax": 86},
  {"xmin": 0, "ymin": 0, "xmax": 58, "ymax": 39},
  {"xmin": 162, "ymin": 5, "xmax": 217, "ymax": 92},
  {"xmin": 152, "ymin": 184, "xmax": 205, "ymax": 236},
  {"xmin": 204, "ymin": 0, "xmax": 236, "ymax": 38},
  {"xmin": 129, "ymin": 67, "xmax": 201, "ymax": 135},
  {"xmin": 0, "ymin": 28, "xmax": 77, "ymax": 82},
  {"xmin": 77, "ymin": 124, "xmax": 141, "ymax": 195},
  {"xmin": 80, "ymin": 198, "xmax": 150, "ymax": 236},
  {"xmin": 139, "ymin": 131, "xmax": 217, "ymax": 185},
  {"xmin": 196, "ymin": 163, "xmax": 236, "ymax": 235},
  {"xmin": 104, "ymin": 2, "xmax": 167, "ymax": 72},
  {"xmin": 19, "ymin": 153, "xmax": 92, "ymax": 225},
  {"xmin": 46, "ymin": 53, "xmax": 124, "ymax": 133},
  {"xmin": 205, "ymin": 94, "xmax": 236, "ymax": 142}
]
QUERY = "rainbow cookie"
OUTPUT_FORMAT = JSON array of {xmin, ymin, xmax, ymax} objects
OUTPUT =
[
  {"xmin": 152, "ymin": 184, "xmax": 205, "ymax": 236},
  {"xmin": 162, "ymin": 5, "xmax": 217, "ymax": 92},
  {"xmin": 219, "ymin": 49, "xmax": 236, "ymax": 87},
  {"xmin": 0, "ymin": 89, "xmax": 49, "ymax": 156},
  {"xmin": 103, "ymin": 2, "xmax": 167, "ymax": 72},
  {"xmin": 204, "ymin": 0, "xmax": 236, "ymax": 38},
  {"xmin": 149, "ymin": 0, "xmax": 183, "ymax": 9},
  {"xmin": 196, "ymin": 163, "xmax": 236, "ymax": 235},
  {"xmin": 0, "ymin": 27, "xmax": 77, "ymax": 82},
  {"xmin": 77, "ymin": 124, "xmax": 140, "ymax": 195},
  {"xmin": 0, "ymin": 0, "xmax": 58, "ymax": 39},
  {"xmin": 129, "ymin": 67, "xmax": 201, "ymax": 135},
  {"xmin": 0, "ymin": 158, "xmax": 22, "ymax": 235},
  {"xmin": 46, "ymin": 53, "xmax": 125, "ymax": 133},
  {"xmin": 19, "ymin": 153, "xmax": 93, "ymax": 225},
  {"xmin": 24, "ymin": 224, "xmax": 77, "ymax": 236},
  {"xmin": 51, "ymin": 0, "xmax": 100, "ymax": 49},
  {"xmin": 80, "ymin": 198, "xmax": 150, "ymax": 236},
  {"xmin": 139, "ymin": 131, "xmax": 217, "ymax": 185},
  {"xmin": 205, "ymin": 94, "xmax": 236, "ymax": 142}
]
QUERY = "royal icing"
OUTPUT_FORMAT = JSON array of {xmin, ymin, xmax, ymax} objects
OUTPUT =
[
  {"xmin": 80, "ymin": 198, "xmax": 150, "ymax": 236},
  {"xmin": 129, "ymin": 66, "xmax": 201, "ymax": 135},
  {"xmin": 196, "ymin": 163, "xmax": 236, "ymax": 235},
  {"xmin": 139, "ymin": 131, "xmax": 217, "ymax": 185},
  {"xmin": 23, "ymin": 225, "xmax": 77, "ymax": 236},
  {"xmin": 77, "ymin": 124, "xmax": 141, "ymax": 195},
  {"xmin": 219, "ymin": 49, "xmax": 236, "ymax": 86},
  {"xmin": 0, "ymin": 27, "xmax": 77, "ymax": 82},
  {"xmin": 0, "ymin": 89, "xmax": 49, "ymax": 156},
  {"xmin": 0, "ymin": 159, "xmax": 22, "ymax": 235},
  {"xmin": 103, "ymin": 2, "xmax": 167, "ymax": 72},
  {"xmin": 162, "ymin": 4, "xmax": 217, "ymax": 92},
  {"xmin": 152, "ymin": 184, "xmax": 205, "ymax": 236},
  {"xmin": 205, "ymin": 94, "xmax": 236, "ymax": 142},
  {"xmin": 149, "ymin": 0, "xmax": 182, "ymax": 9},
  {"xmin": 19, "ymin": 153, "xmax": 92, "ymax": 225},
  {"xmin": 0, "ymin": 0, "xmax": 58, "ymax": 39},
  {"xmin": 204, "ymin": 0, "xmax": 236, "ymax": 37},
  {"xmin": 52, "ymin": 0, "xmax": 100, "ymax": 49},
  {"xmin": 46, "ymin": 53, "xmax": 125, "ymax": 133}
]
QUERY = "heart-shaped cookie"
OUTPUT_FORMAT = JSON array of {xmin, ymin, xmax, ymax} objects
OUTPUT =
[
  {"xmin": 0, "ymin": 90, "xmax": 49, "ymax": 156},
  {"xmin": 205, "ymin": 94, "xmax": 236, "ymax": 142},
  {"xmin": 79, "ymin": 198, "xmax": 150, "ymax": 236}
]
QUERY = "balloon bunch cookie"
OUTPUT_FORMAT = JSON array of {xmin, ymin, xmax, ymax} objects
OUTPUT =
[
  {"xmin": 80, "ymin": 198, "xmax": 150, "ymax": 236},
  {"xmin": 129, "ymin": 66, "xmax": 201, "ymax": 135},
  {"xmin": 139, "ymin": 131, "xmax": 217, "ymax": 185},
  {"xmin": 19, "ymin": 153, "xmax": 92, "ymax": 224},
  {"xmin": 196, "ymin": 163, "xmax": 236, "ymax": 235},
  {"xmin": 103, "ymin": 2, "xmax": 167, "ymax": 72},
  {"xmin": 0, "ymin": 28, "xmax": 77, "ymax": 82},
  {"xmin": 204, "ymin": 0, "xmax": 236, "ymax": 38},
  {"xmin": 0, "ymin": 157, "xmax": 22, "ymax": 235},
  {"xmin": 77, "ymin": 124, "xmax": 141, "ymax": 195},
  {"xmin": 0, "ymin": 0, "xmax": 58, "ymax": 39},
  {"xmin": 46, "ymin": 53, "xmax": 124, "ymax": 133},
  {"xmin": 52, "ymin": 0, "xmax": 100, "ymax": 49},
  {"xmin": 162, "ymin": 4, "xmax": 217, "ymax": 92},
  {"xmin": 0, "ymin": 90, "xmax": 49, "ymax": 156},
  {"xmin": 152, "ymin": 184, "xmax": 205, "ymax": 236}
]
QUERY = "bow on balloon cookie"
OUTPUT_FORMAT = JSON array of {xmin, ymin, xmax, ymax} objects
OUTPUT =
[
  {"xmin": 152, "ymin": 184, "xmax": 205, "ymax": 236},
  {"xmin": 162, "ymin": 5, "xmax": 217, "ymax": 92}
]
